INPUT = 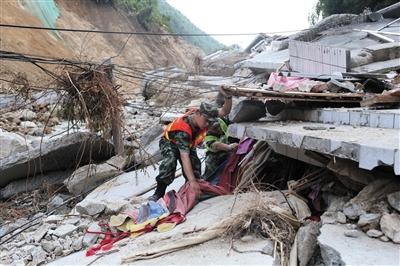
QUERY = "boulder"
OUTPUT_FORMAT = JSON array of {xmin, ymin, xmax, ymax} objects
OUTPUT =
[
  {"xmin": 319, "ymin": 243, "xmax": 345, "ymax": 266},
  {"xmin": 0, "ymin": 132, "xmax": 114, "ymax": 187},
  {"xmin": 366, "ymin": 229, "xmax": 383, "ymax": 238},
  {"xmin": 357, "ymin": 213, "xmax": 381, "ymax": 231},
  {"xmin": 387, "ymin": 191, "xmax": 400, "ymax": 212},
  {"xmin": 65, "ymin": 155, "xmax": 126, "ymax": 195},
  {"xmin": 380, "ymin": 213, "xmax": 400, "ymax": 243},
  {"xmin": 0, "ymin": 131, "xmax": 31, "ymax": 160},
  {"xmin": 297, "ymin": 222, "xmax": 320, "ymax": 266}
]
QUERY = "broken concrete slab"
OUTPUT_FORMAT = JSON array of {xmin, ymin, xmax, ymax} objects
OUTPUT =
[
  {"xmin": 0, "ymin": 132, "xmax": 114, "ymax": 187},
  {"xmin": 229, "ymin": 100, "xmax": 266, "ymax": 123},
  {"xmin": 228, "ymin": 121, "xmax": 400, "ymax": 174},
  {"xmin": 319, "ymin": 224, "xmax": 400, "ymax": 265},
  {"xmin": 0, "ymin": 170, "xmax": 72, "ymax": 199},
  {"xmin": 65, "ymin": 155, "xmax": 126, "ymax": 195},
  {"xmin": 52, "ymin": 224, "xmax": 78, "ymax": 238}
]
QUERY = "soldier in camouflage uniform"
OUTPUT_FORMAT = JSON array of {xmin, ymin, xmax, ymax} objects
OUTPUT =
[
  {"xmin": 149, "ymin": 94, "xmax": 232, "ymax": 201},
  {"xmin": 202, "ymin": 117, "xmax": 238, "ymax": 184}
]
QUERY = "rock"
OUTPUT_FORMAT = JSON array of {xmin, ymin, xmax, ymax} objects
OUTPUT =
[
  {"xmin": 343, "ymin": 203, "xmax": 364, "ymax": 220},
  {"xmin": 63, "ymin": 236, "xmax": 73, "ymax": 250},
  {"xmin": 344, "ymin": 229, "xmax": 361, "ymax": 238},
  {"xmin": 319, "ymin": 243, "xmax": 345, "ymax": 266},
  {"xmin": 20, "ymin": 121, "xmax": 37, "ymax": 129},
  {"xmin": 387, "ymin": 191, "xmax": 400, "ymax": 212},
  {"xmin": 0, "ymin": 132, "xmax": 114, "ymax": 187},
  {"xmin": 65, "ymin": 155, "xmax": 126, "ymax": 195},
  {"xmin": 31, "ymin": 247, "xmax": 47, "ymax": 266},
  {"xmin": 104, "ymin": 199, "xmax": 130, "ymax": 214},
  {"xmin": 62, "ymin": 217, "xmax": 80, "ymax": 225},
  {"xmin": 33, "ymin": 224, "xmax": 50, "ymax": 243},
  {"xmin": 47, "ymin": 194, "xmax": 64, "ymax": 212},
  {"xmin": 83, "ymin": 223, "xmax": 101, "ymax": 247},
  {"xmin": 321, "ymin": 211, "xmax": 346, "ymax": 224},
  {"xmin": 297, "ymin": 222, "xmax": 320, "ymax": 266},
  {"xmin": 20, "ymin": 110, "xmax": 37, "ymax": 121},
  {"xmin": 41, "ymin": 240, "xmax": 56, "ymax": 253},
  {"xmin": 336, "ymin": 212, "xmax": 347, "ymax": 224},
  {"xmin": 72, "ymin": 236, "xmax": 83, "ymax": 251},
  {"xmin": 379, "ymin": 235, "xmax": 390, "ymax": 242},
  {"xmin": 261, "ymin": 240, "xmax": 274, "ymax": 256},
  {"xmin": 326, "ymin": 195, "xmax": 350, "ymax": 212},
  {"xmin": 75, "ymin": 201, "xmax": 105, "ymax": 216},
  {"xmin": 380, "ymin": 213, "xmax": 400, "ymax": 243},
  {"xmin": 357, "ymin": 213, "xmax": 381, "ymax": 231},
  {"xmin": 54, "ymin": 245, "xmax": 63, "ymax": 256},
  {"xmin": 62, "ymin": 249, "xmax": 73, "ymax": 256},
  {"xmin": 0, "ymin": 132, "xmax": 31, "ymax": 160},
  {"xmin": 52, "ymin": 224, "xmax": 78, "ymax": 238},
  {"xmin": 44, "ymin": 215, "xmax": 64, "ymax": 224},
  {"xmin": 366, "ymin": 229, "xmax": 383, "ymax": 238}
]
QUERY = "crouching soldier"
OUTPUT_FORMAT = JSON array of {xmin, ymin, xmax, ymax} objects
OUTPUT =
[
  {"xmin": 202, "ymin": 117, "xmax": 238, "ymax": 184},
  {"xmin": 148, "ymin": 96, "xmax": 232, "ymax": 201}
]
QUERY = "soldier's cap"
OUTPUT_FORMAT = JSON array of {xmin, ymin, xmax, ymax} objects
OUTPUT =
[{"xmin": 199, "ymin": 102, "xmax": 218, "ymax": 122}]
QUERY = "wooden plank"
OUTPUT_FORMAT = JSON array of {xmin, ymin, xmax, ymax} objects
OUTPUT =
[
  {"xmin": 360, "ymin": 94, "xmax": 400, "ymax": 107},
  {"xmin": 289, "ymin": 40, "xmax": 349, "ymax": 75},
  {"xmin": 377, "ymin": 17, "xmax": 400, "ymax": 31}
]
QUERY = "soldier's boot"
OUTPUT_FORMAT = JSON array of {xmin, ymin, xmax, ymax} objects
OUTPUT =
[{"xmin": 148, "ymin": 182, "xmax": 167, "ymax": 202}]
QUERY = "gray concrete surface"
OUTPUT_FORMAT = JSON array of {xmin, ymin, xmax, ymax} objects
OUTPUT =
[{"xmin": 229, "ymin": 121, "xmax": 399, "ymax": 174}]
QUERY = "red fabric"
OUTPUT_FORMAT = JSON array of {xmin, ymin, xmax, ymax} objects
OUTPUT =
[
  {"xmin": 218, "ymin": 152, "xmax": 242, "ymax": 192},
  {"xmin": 85, "ymin": 224, "xmax": 130, "ymax": 256},
  {"xmin": 163, "ymin": 109, "xmax": 207, "ymax": 147},
  {"xmin": 163, "ymin": 180, "xmax": 230, "ymax": 215}
]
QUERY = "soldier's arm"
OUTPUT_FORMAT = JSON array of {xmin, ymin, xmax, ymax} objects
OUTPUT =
[
  {"xmin": 218, "ymin": 87, "xmax": 233, "ymax": 117},
  {"xmin": 211, "ymin": 142, "xmax": 238, "ymax": 152},
  {"xmin": 180, "ymin": 151, "xmax": 201, "ymax": 195}
]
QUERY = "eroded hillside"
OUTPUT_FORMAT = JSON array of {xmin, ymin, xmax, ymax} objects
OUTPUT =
[{"xmin": 0, "ymin": 0, "xmax": 203, "ymax": 93}]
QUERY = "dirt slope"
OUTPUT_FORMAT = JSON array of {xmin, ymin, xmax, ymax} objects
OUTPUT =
[{"xmin": 0, "ymin": 0, "xmax": 203, "ymax": 93}]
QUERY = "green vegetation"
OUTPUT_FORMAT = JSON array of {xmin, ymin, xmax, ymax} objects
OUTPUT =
[
  {"xmin": 309, "ymin": 0, "xmax": 399, "ymax": 25},
  {"xmin": 157, "ymin": 0, "xmax": 225, "ymax": 54},
  {"xmin": 114, "ymin": 0, "xmax": 170, "ymax": 30}
]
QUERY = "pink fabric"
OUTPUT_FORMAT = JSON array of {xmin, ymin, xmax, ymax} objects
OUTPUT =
[
  {"xmin": 236, "ymin": 138, "xmax": 255, "ymax": 155},
  {"xmin": 164, "ymin": 180, "xmax": 230, "ymax": 215},
  {"xmin": 267, "ymin": 72, "xmax": 308, "ymax": 91}
]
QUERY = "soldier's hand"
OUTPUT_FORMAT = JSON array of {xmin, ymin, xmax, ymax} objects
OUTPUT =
[
  {"xmin": 219, "ymin": 86, "xmax": 232, "ymax": 98},
  {"xmin": 189, "ymin": 180, "xmax": 201, "ymax": 197},
  {"xmin": 229, "ymin": 143, "xmax": 239, "ymax": 151}
]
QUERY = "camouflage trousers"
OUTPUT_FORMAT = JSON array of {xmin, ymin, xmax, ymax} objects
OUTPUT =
[
  {"xmin": 155, "ymin": 138, "xmax": 201, "ymax": 186},
  {"xmin": 202, "ymin": 151, "xmax": 229, "ymax": 184}
]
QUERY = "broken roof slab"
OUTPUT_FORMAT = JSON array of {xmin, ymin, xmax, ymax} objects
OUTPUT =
[{"xmin": 228, "ymin": 121, "xmax": 400, "ymax": 174}]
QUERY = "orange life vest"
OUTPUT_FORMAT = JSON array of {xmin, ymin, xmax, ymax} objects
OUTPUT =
[{"xmin": 163, "ymin": 109, "xmax": 207, "ymax": 148}]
